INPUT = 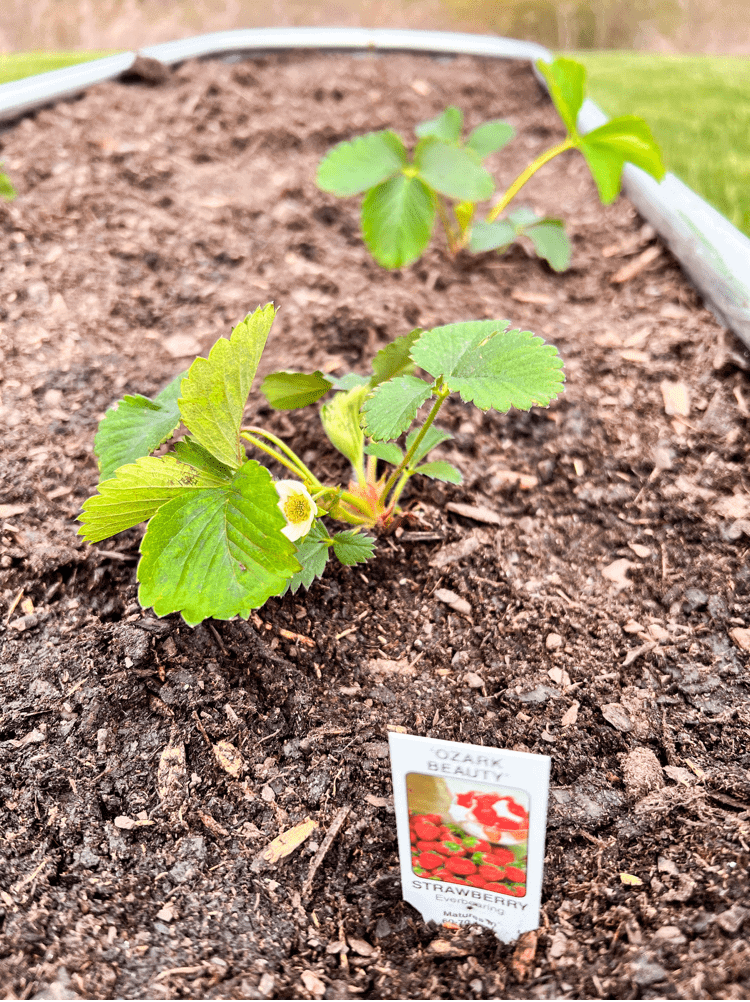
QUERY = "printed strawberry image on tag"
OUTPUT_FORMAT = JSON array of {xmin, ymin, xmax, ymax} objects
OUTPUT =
[{"xmin": 389, "ymin": 732, "xmax": 550, "ymax": 942}]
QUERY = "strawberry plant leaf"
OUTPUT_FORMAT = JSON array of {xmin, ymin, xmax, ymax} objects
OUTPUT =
[
  {"xmin": 179, "ymin": 304, "xmax": 275, "ymax": 469},
  {"xmin": 79, "ymin": 452, "xmax": 232, "ymax": 543},
  {"xmin": 364, "ymin": 442, "xmax": 404, "ymax": 465},
  {"xmin": 506, "ymin": 206, "xmax": 541, "ymax": 229},
  {"xmin": 94, "ymin": 371, "xmax": 184, "ymax": 482},
  {"xmin": 524, "ymin": 218, "xmax": 571, "ymax": 271},
  {"xmin": 579, "ymin": 116, "xmax": 665, "ymax": 204},
  {"xmin": 316, "ymin": 130, "xmax": 407, "ymax": 197},
  {"xmin": 362, "ymin": 375, "xmax": 434, "ymax": 441},
  {"xmin": 405, "ymin": 425, "xmax": 452, "ymax": 466},
  {"xmin": 261, "ymin": 370, "xmax": 333, "ymax": 409},
  {"xmin": 0, "ymin": 168, "xmax": 15, "ymax": 200},
  {"xmin": 330, "ymin": 372, "xmax": 370, "ymax": 391},
  {"xmin": 172, "ymin": 438, "xmax": 236, "ymax": 480},
  {"xmin": 412, "ymin": 320, "xmax": 564, "ymax": 411},
  {"xmin": 361, "ymin": 175, "xmax": 434, "ymax": 269},
  {"xmin": 469, "ymin": 220, "xmax": 515, "ymax": 253},
  {"xmin": 415, "ymin": 138, "xmax": 494, "ymax": 202},
  {"xmin": 283, "ymin": 520, "xmax": 332, "ymax": 595},
  {"xmin": 536, "ymin": 57, "xmax": 585, "ymax": 136},
  {"xmin": 466, "ymin": 120, "xmax": 515, "ymax": 158},
  {"xmin": 370, "ymin": 328, "xmax": 422, "ymax": 386},
  {"xmin": 320, "ymin": 385, "xmax": 368, "ymax": 473},
  {"xmin": 415, "ymin": 106, "xmax": 462, "ymax": 143},
  {"xmin": 331, "ymin": 529, "xmax": 376, "ymax": 566},
  {"xmin": 413, "ymin": 460, "xmax": 462, "ymax": 484},
  {"xmin": 138, "ymin": 460, "xmax": 299, "ymax": 626}
]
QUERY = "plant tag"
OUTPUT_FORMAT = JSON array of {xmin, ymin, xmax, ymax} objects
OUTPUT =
[{"xmin": 388, "ymin": 732, "xmax": 550, "ymax": 942}]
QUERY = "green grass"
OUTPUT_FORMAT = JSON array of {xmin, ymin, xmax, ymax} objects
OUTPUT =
[
  {"xmin": 2, "ymin": 49, "xmax": 749, "ymax": 237},
  {"xmin": 0, "ymin": 51, "xmax": 120, "ymax": 86},
  {"xmin": 570, "ymin": 51, "xmax": 750, "ymax": 237}
]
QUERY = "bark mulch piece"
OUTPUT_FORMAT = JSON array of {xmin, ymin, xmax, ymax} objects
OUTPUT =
[{"xmin": 1, "ymin": 51, "xmax": 750, "ymax": 1001}]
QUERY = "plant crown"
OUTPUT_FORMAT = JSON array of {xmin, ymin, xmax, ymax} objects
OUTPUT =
[
  {"xmin": 79, "ymin": 305, "xmax": 564, "ymax": 626},
  {"xmin": 316, "ymin": 57, "xmax": 665, "ymax": 271}
]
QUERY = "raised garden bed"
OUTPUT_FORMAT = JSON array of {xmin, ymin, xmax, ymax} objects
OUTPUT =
[{"xmin": 1, "ymin": 49, "xmax": 750, "ymax": 1001}]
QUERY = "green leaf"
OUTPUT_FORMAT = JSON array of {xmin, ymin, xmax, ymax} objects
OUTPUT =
[
  {"xmin": 78, "ymin": 452, "xmax": 232, "ymax": 543},
  {"xmin": 580, "ymin": 116, "xmax": 665, "ymax": 204},
  {"xmin": 0, "ymin": 170, "xmax": 15, "ymax": 200},
  {"xmin": 405, "ymin": 425, "xmax": 453, "ymax": 466},
  {"xmin": 536, "ymin": 57, "xmax": 585, "ymax": 136},
  {"xmin": 261, "ymin": 370, "xmax": 333, "ymax": 410},
  {"xmin": 330, "ymin": 372, "xmax": 370, "ymax": 391},
  {"xmin": 94, "ymin": 371, "xmax": 185, "ymax": 482},
  {"xmin": 178, "ymin": 304, "xmax": 275, "ymax": 469},
  {"xmin": 411, "ymin": 320, "xmax": 564, "ymax": 412},
  {"xmin": 415, "ymin": 106, "xmax": 462, "ymax": 143},
  {"xmin": 320, "ymin": 385, "xmax": 368, "ymax": 473},
  {"xmin": 316, "ymin": 130, "xmax": 407, "ymax": 197},
  {"xmin": 283, "ymin": 520, "xmax": 332, "ymax": 595},
  {"xmin": 469, "ymin": 220, "xmax": 515, "ymax": 253},
  {"xmin": 364, "ymin": 442, "xmax": 404, "ymax": 465},
  {"xmin": 466, "ymin": 120, "xmax": 515, "ymax": 158},
  {"xmin": 415, "ymin": 138, "xmax": 494, "ymax": 202},
  {"xmin": 370, "ymin": 328, "xmax": 422, "ymax": 387},
  {"xmin": 362, "ymin": 375, "xmax": 434, "ymax": 441},
  {"xmin": 361, "ymin": 174, "xmax": 434, "ymax": 269},
  {"xmin": 138, "ymin": 460, "xmax": 299, "ymax": 626},
  {"xmin": 172, "ymin": 438, "xmax": 236, "ymax": 480},
  {"xmin": 506, "ymin": 206, "xmax": 541, "ymax": 229},
  {"xmin": 525, "ymin": 219, "xmax": 571, "ymax": 272},
  {"xmin": 331, "ymin": 529, "xmax": 376, "ymax": 566},
  {"xmin": 413, "ymin": 460, "xmax": 462, "ymax": 484}
]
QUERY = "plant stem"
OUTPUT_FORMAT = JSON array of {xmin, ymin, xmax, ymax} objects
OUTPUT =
[
  {"xmin": 241, "ymin": 427, "xmax": 322, "ymax": 488},
  {"xmin": 381, "ymin": 384, "xmax": 450, "ymax": 505},
  {"xmin": 434, "ymin": 194, "xmax": 461, "ymax": 254},
  {"xmin": 486, "ymin": 137, "xmax": 575, "ymax": 224}
]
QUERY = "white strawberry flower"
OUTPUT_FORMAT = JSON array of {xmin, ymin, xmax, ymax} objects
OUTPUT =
[{"xmin": 275, "ymin": 480, "xmax": 315, "ymax": 541}]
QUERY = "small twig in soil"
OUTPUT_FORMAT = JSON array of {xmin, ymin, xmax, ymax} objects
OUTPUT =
[
  {"xmin": 302, "ymin": 805, "xmax": 351, "ymax": 899},
  {"xmin": 207, "ymin": 622, "xmax": 228, "ymax": 655},
  {"xmin": 192, "ymin": 710, "xmax": 211, "ymax": 748}
]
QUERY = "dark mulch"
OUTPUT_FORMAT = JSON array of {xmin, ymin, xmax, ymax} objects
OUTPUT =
[{"xmin": 1, "ymin": 50, "xmax": 749, "ymax": 1001}]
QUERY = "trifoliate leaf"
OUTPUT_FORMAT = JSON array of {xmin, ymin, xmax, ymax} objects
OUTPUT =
[
  {"xmin": 361, "ymin": 375, "xmax": 434, "ymax": 441},
  {"xmin": 412, "ymin": 321, "xmax": 564, "ymax": 412},
  {"xmin": 415, "ymin": 106, "xmax": 462, "ymax": 143},
  {"xmin": 536, "ymin": 57, "xmax": 585, "ymax": 136},
  {"xmin": 79, "ymin": 452, "xmax": 232, "ymax": 543},
  {"xmin": 370, "ymin": 328, "xmax": 422, "ymax": 387},
  {"xmin": 261, "ymin": 370, "xmax": 333, "ymax": 409},
  {"xmin": 0, "ymin": 170, "xmax": 16, "ymax": 200},
  {"xmin": 469, "ymin": 220, "xmax": 516, "ymax": 253},
  {"xmin": 405, "ymin": 425, "xmax": 453, "ymax": 466},
  {"xmin": 331, "ymin": 529, "xmax": 376, "ymax": 566},
  {"xmin": 361, "ymin": 174, "xmax": 434, "ymax": 269},
  {"xmin": 320, "ymin": 385, "xmax": 368, "ymax": 473},
  {"xmin": 414, "ymin": 138, "xmax": 494, "ymax": 202},
  {"xmin": 364, "ymin": 442, "xmax": 404, "ymax": 465},
  {"xmin": 466, "ymin": 120, "xmax": 515, "ymax": 158},
  {"xmin": 412, "ymin": 460, "xmax": 462, "ymax": 484},
  {"xmin": 283, "ymin": 520, "xmax": 332, "ymax": 595},
  {"xmin": 172, "ymin": 438, "xmax": 236, "ymax": 480},
  {"xmin": 316, "ymin": 130, "xmax": 407, "ymax": 196},
  {"xmin": 524, "ymin": 219, "xmax": 571, "ymax": 272},
  {"xmin": 138, "ymin": 460, "xmax": 299, "ymax": 626},
  {"xmin": 178, "ymin": 304, "xmax": 275, "ymax": 469},
  {"xmin": 580, "ymin": 116, "xmax": 665, "ymax": 204},
  {"xmin": 94, "ymin": 371, "xmax": 184, "ymax": 482}
]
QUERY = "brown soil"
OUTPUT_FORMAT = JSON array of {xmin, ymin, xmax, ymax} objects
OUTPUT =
[{"xmin": 1, "ymin": 51, "xmax": 750, "ymax": 1002}]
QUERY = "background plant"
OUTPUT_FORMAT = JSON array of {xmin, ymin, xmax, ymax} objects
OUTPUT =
[
  {"xmin": 317, "ymin": 56, "xmax": 665, "ymax": 271},
  {"xmin": 0, "ymin": 165, "xmax": 15, "ymax": 200},
  {"xmin": 79, "ymin": 304, "xmax": 564, "ymax": 626}
]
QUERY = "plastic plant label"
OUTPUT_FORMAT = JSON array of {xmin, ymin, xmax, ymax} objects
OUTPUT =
[{"xmin": 388, "ymin": 732, "xmax": 550, "ymax": 942}]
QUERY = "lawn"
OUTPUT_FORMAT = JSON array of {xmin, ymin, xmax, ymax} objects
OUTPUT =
[{"xmin": 1, "ymin": 47, "xmax": 749, "ymax": 237}]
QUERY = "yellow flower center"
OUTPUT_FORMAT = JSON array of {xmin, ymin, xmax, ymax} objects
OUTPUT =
[{"xmin": 283, "ymin": 494, "xmax": 311, "ymax": 524}]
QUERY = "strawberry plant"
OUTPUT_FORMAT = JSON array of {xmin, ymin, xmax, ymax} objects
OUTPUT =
[
  {"xmin": 317, "ymin": 57, "xmax": 665, "ymax": 272},
  {"xmin": 79, "ymin": 304, "xmax": 563, "ymax": 626}
]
